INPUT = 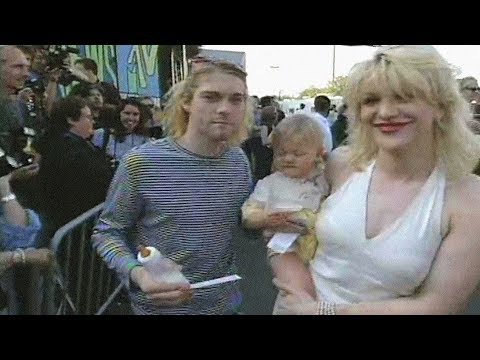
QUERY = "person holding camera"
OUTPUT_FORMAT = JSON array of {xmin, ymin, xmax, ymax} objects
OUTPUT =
[{"xmin": 68, "ymin": 58, "xmax": 121, "ymax": 106}]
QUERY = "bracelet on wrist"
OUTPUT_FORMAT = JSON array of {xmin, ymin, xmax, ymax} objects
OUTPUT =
[
  {"xmin": 12, "ymin": 249, "xmax": 26, "ymax": 265},
  {"xmin": 316, "ymin": 301, "xmax": 336, "ymax": 315},
  {"xmin": 1, "ymin": 193, "xmax": 16, "ymax": 203}
]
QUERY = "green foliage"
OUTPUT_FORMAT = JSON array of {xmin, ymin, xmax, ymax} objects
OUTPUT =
[
  {"xmin": 298, "ymin": 86, "xmax": 324, "ymax": 99},
  {"xmin": 298, "ymin": 76, "xmax": 349, "ymax": 98},
  {"xmin": 321, "ymin": 76, "xmax": 349, "ymax": 96}
]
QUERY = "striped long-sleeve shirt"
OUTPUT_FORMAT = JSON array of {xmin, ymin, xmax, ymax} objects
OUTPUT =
[{"xmin": 91, "ymin": 137, "xmax": 252, "ymax": 314}]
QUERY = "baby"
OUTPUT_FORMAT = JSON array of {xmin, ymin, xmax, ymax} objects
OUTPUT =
[{"xmin": 242, "ymin": 113, "xmax": 329, "ymax": 299}]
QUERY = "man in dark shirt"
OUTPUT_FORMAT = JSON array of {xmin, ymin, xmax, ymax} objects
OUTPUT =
[{"xmin": 68, "ymin": 58, "xmax": 121, "ymax": 106}]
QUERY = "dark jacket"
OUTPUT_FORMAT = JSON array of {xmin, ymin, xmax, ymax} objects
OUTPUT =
[
  {"xmin": 37, "ymin": 132, "xmax": 113, "ymax": 235},
  {"xmin": 331, "ymin": 114, "xmax": 348, "ymax": 149},
  {"xmin": 69, "ymin": 81, "xmax": 121, "ymax": 106}
]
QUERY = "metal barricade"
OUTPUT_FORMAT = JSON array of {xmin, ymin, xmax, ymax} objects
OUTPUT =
[{"xmin": 47, "ymin": 203, "xmax": 126, "ymax": 315}]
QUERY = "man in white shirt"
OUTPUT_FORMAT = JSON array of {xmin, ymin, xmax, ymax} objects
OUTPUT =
[{"xmin": 308, "ymin": 95, "xmax": 333, "ymax": 152}]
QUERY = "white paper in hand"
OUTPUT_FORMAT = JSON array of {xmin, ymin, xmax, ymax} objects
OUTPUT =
[
  {"xmin": 190, "ymin": 275, "xmax": 242, "ymax": 289},
  {"xmin": 267, "ymin": 233, "xmax": 300, "ymax": 253}
]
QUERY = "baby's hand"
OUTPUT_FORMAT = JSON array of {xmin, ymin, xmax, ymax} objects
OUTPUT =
[
  {"xmin": 266, "ymin": 212, "xmax": 308, "ymax": 234},
  {"xmin": 266, "ymin": 211, "xmax": 294, "ymax": 227}
]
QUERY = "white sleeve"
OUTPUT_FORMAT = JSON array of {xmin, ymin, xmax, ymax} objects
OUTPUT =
[{"xmin": 249, "ymin": 176, "xmax": 273, "ymax": 204}]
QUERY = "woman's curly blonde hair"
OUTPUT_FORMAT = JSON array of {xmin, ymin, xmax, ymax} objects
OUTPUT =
[{"xmin": 344, "ymin": 45, "xmax": 480, "ymax": 180}]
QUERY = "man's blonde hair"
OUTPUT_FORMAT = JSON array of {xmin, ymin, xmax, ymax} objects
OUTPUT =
[
  {"xmin": 162, "ymin": 61, "xmax": 252, "ymax": 147},
  {"xmin": 344, "ymin": 45, "xmax": 480, "ymax": 180}
]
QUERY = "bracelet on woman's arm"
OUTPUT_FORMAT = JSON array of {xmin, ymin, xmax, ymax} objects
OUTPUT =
[
  {"xmin": 0, "ymin": 193, "xmax": 16, "ymax": 203},
  {"xmin": 316, "ymin": 301, "xmax": 336, "ymax": 315},
  {"xmin": 12, "ymin": 249, "xmax": 26, "ymax": 265}
]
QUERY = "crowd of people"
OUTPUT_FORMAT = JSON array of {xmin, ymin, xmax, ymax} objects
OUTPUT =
[{"xmin": 2, "ymin": 44, "xmax": 480, "ymax": 315}]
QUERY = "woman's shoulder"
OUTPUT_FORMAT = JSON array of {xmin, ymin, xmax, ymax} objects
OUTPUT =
[
  {"xmin": 446, "ymin": 174, "xmax": 480, "ymax": 207},
  {"xmin": 325, "ymin": 146, "xmax": 357, "ymax": 190},
  {"xmin": 444, "ymin": 174, "xmax": 480, "ymax": 231}
]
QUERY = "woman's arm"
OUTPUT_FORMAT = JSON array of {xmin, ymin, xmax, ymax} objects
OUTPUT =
[
  {"xmin": 0, "ymin": 173, "xmax": 27, "ymax": 226},
  {"xmin": 324, "ymin": 146, "xmax": 355, "ymax": 192}
]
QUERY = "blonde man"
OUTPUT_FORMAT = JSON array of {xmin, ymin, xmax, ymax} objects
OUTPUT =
[{"xmin": 92, "ymin": 61, "xmax": 253, "ymax": 315}]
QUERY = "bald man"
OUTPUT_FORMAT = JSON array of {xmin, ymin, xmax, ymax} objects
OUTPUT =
[{"xmin": 0, "ymin": 46, "xmax": 31, "ymax": 157}]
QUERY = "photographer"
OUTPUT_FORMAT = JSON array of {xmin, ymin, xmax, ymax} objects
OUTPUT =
[
  {"xmin": 69, "ymin": 58, "xmax": 121, "ymax": 106},
  {"xmin": 76, "ymin": 83, "xmax": 117, "ymax": 130},
  {"xmin": 24, "ymin": 45, "xmax": 81, "ymax": 117}
]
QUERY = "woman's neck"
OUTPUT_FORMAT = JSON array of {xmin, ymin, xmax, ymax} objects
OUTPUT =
[{"xmin": 375, "ymin": 146, "xmax": 437, "ymax": 181}]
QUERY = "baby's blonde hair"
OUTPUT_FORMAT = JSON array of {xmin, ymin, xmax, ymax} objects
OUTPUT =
[
  {"xmin": 344, "ymin": 45, "xmax": 480, "ymax": 180},
  {"xmin": 271, "ymin": 114, "xmax": 325, "ymax": 161}
]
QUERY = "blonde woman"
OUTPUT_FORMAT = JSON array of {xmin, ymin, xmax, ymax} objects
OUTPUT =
[{"xmin": 275, "ymin": 45, "xmax": 480, "ymax": 315}]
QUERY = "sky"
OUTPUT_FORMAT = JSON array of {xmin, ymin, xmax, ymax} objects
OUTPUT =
[{"xmin": 202, "ymin": 45, "xmax": 480, "ymax": 97}]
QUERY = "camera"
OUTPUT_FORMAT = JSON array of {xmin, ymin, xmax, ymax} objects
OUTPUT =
[
  {"xmin": 24, "ymin": 78, "xmax": 45, "ymax": 95},
  {"xmin": 37, "ymin": 45, "xmax": 80, "ymax": 70},
  {"xmin": 34, "ymin": 45, "xmax": 81, "ymax": 86},
  {"xmin": 0, "ymin": 127, "xmax": 37, "ymax": 178},
  {"xmin": 0, "ymin": 148, "xmax": 22, "ymax": 178}
]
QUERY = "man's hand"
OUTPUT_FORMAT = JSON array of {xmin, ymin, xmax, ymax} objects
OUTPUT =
[
  {"xmin": 46, "ymin": 67, "xmax": 63, "ymax": 83},
  {"xmin": 130, "ymin": 266, "xmax": 193, "ymax": 307},
  {"xmin": 68, "ymin": 67, "xmax": 91, "ymax": 83},
  {"xmin": 9, "ymin": 164, "xmax": 39, "ymax": 183},
  {"xmin": 0, "ymin": 173, "xmax": 12, "ymax": 198},
  {"xmin": 17, "ymin": 88, "xmax": 34, "ymax": 103}
]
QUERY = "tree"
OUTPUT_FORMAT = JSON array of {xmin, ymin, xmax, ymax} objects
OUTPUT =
[
  {"xmin": 298, "ymin": 86, "xmax": 324, "ymax": 99},
  {"xmin": 322, "ymin": 76, "xmax": 348, "ymax": 96}
]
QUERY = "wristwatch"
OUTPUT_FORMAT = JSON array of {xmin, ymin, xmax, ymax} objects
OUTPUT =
[{"xmin": 0, "ymin": 193, "xmax": 16, "ymax": 203}]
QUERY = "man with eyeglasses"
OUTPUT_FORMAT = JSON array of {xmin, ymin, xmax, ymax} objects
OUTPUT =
[
  {"xmin": 459, "ymin": 77, "xmax": 480, "ymax": 130},
  {"xmin": 459, "ymin": 76, "xmax": 480, "ymax": 104}
]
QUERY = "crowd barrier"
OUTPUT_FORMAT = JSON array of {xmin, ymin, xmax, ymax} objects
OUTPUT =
[{"xmin": 47, "ymin": 203, "xmax": 126, "ymax": 315}]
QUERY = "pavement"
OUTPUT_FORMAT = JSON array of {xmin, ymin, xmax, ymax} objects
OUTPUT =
[
  {"xmin": 104, "ymin": 225, "xmax": 480, "ymax": 315},
  {"xmin": 233, "ymin": 226, "xmax": 277, "ymax": 315}
]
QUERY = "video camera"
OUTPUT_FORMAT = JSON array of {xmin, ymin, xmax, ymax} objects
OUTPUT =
[
  {"xmin": 0, "ymin": 147, "xmax": 23, "ymax": 178},
  {"xmin": 24, "ymin": 78, "xmax": 45, "ymax": 95},
  {"xmin": 37, "ymin": 45, "xmax": 80, "ymax": 70},
  {"xmin": 34, "ymin": 45, "xmax": 81, "ymax": 86},
  {"xmin": 0, "ymin": 127, "xmax": 37, "ymax": 178}
]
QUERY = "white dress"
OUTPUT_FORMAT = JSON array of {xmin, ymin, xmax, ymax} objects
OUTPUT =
[
  {"xmin": 247, "ymin": 172, "xmax": 328, "ymax": 212},
  {"xmin": 310, "ymin": 162, "xmax": 446, "ymax": 304}
]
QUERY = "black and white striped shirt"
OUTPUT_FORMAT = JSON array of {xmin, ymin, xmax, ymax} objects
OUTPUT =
[{"xmin": 92, "ymin": 137, "xmax": 252, "ymax": 314}]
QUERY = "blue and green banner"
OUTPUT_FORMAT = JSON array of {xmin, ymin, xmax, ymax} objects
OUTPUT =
[{"xmin": 71, "ymin": 45, "xmax": 162, "ymax": 98}]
